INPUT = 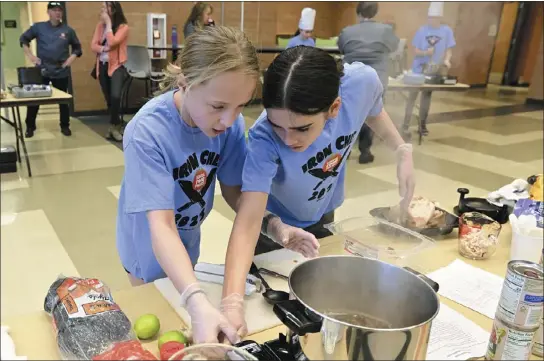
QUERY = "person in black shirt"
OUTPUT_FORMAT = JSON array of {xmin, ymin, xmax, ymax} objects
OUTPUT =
[{"xmin": 20, "ymin": 1, "xmax": 82, "ymax": 138}]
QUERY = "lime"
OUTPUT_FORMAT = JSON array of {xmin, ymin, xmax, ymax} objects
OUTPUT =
[
  {"xmin": 158, "ymin": 330, "xmax": 187, "ymax": 349},
  {"xmin": 133, "ymin": 314, "xmax": 161, "ymax": 340}
]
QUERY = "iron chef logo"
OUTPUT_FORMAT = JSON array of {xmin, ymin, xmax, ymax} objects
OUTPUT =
[
  {"xmin": 425, "ymin": 35, "xmax": 442, "ymax": 47},
  {"xmin": 301, "ymin": 131, "xmax": 357, "ymax": 202},
  {"xmin": 172, "ymin": 150, "xmax": 220, "ymax": 230},
  {"xmin": 60, "ymin": 32, "xmax": 66, "ymax": 39}
]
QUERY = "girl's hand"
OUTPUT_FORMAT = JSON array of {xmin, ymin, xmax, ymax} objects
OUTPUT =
[
  {"xmin": 266, "ymin": 217, "xmax": 320, "ymax": 258},
  {"xmin": 100, "ymin": 9, "xmax": 111, "ymax": 25}
]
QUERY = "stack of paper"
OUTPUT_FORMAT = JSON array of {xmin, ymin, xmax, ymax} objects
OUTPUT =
[
  {"xmin": 427, "ymin": 304, "xmax": 490, "ymax": 360},
  {"xmin": 427, "ymin": 259, "xmax": 504, "ymax": 319}
]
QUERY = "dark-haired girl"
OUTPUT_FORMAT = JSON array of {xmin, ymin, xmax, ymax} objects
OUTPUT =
[
  {"xmin": 91, "ymin": 1, "xmax": 129, "ymax": 141},
  {"xmin": 220, "ymin": 46, "xmax": 415, "ymax": 337}
]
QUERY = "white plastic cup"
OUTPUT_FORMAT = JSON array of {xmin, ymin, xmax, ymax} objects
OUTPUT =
[{"xmin": 510, "ymin": 228, "xmax": 543, "ymax": 263}]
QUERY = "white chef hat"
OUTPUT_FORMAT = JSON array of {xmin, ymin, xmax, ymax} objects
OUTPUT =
[
  {"xmin": 299, "ymin": 8, "xmax": 316, "ymax": 31},
  {"xmin": 428, "ymin": 2, "xmax": 444, "ymax": 17}
]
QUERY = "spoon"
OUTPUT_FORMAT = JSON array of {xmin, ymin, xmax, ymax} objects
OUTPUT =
[{"xmin": 249, "ymin": 263, "xmax": 290, "ymax": 305}]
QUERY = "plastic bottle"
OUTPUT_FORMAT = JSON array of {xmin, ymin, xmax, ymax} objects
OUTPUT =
[{"xmin": 172, "ymin": 25, "xmax": 178, "ymax": 49}]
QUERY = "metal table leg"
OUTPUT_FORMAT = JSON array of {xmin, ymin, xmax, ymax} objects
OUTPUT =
[
  {"xmin": 14, "ymin": 106, "xmax": 32, "ymax": 177},
  {"xmin": 10, "ymin": 107, "xmax": 22, "ymax": 163}
]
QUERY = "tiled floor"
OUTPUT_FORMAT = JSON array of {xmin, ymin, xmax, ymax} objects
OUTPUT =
[{"xmin": 1, "ymin": 85, "xmax": 542, "ymax": 320}]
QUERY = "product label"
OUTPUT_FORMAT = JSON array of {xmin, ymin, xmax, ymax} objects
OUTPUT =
[
  {"xmin": 533, "ymin": 319, "xmax": 543, "ymax": 357},
  {"xmin": 486, "ymin": 319, "xmax": 535, "ymax": 360},
  {"xmin": 497, "ymin": 271, "xmax": 543, "ymax": 328},
  {"xmin": 524, "ymin": 295, "xmax": 544, "ymax": 303},
  {"xmin": 55, "ymin": 277, "xmax": 117, "ymax": 319}
]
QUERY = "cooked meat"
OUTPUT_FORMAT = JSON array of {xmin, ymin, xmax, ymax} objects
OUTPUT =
[{"xmin": 387, "ymin": 196, "xmax": 444, "ymax": 229}]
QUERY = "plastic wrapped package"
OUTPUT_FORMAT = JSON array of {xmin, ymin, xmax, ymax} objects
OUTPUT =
[
  {"xmin": 44, "ymin": 276, "xmax": 156, "ymax": 360},
  {"xmin": 513, "ymin": 199, "xmax": 543, "ymax": 229}
]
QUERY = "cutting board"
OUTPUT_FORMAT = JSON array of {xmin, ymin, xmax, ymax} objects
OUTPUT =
[{"xmin": 153, "ymin": 249, "xmax": 306, "ymax": 335}]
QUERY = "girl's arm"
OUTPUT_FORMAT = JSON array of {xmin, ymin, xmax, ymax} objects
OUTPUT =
[
  {"xmin": 90, "ymin": 24, "xmax": 104, "ymax": 54},
  {"xmin": 105, "ymin": 24, "xmax": 129, "ymax": 49},
  {"xmin": 147, "ymin": 209, "xmax": 198, "ymax": 293},
  {"xmin": 414, "ymin": 47, "xmax": 433, "ymax": 57},
  {"xmin": 222, "ymin": 191, "xmax": 269, "ymax": 298},
  {"xmin": 365, "ymin": 109, "xmax": 405, "ymax": 151},
  {"xmin": 219, "ymin": 183, "xmax": 242, "ymax": 212}
]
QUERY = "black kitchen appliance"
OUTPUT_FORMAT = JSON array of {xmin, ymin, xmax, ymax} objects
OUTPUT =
[
  {"xmin": 236, "ymin": 334, "xmax": 306, "ymax": 361},
  {"xmin": 424, "ymin": 74, "xmax": 443, "ymax": 84},
  {"xmin": 0, "ymin": 146, "xmax": 17, "ymax": 174},
  {"xmin": 17, "ymin": 66, "xmax": 43, "ymax": 86},
  {"xmin": 424, "ymin": 75, "xmax": 458, "ymax": 85},
  {"xmin": 454, "ymin": 188, "xmax": 510, "ymax": 224}
]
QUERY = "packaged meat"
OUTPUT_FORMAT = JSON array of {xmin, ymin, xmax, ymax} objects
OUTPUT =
[
  {"xmin": 458, "ymin": 212, "xmax": 501, "ymax": 260},
  {"xmin": 44, "ymin": 276, "xmax": 146, "ymax": 360},
  {"xmin": 93, "ymin": 340, "xmax": 157, "ymax": 360}
]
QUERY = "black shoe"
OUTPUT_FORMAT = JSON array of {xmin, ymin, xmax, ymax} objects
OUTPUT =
[
  {"xmin": 358, "ymin": 152, "xmax": 375, "ymax": 164},
  {"xmin": 25, "ymin": 128, "xmax": 35, "ymax": 138},
  {"xmin": 61, "ymin": 127, "xmax": 72, "ymax": 136},
  {"xmin": 420, "ymin": 126, "xmax": 429, "ymax": 136}
]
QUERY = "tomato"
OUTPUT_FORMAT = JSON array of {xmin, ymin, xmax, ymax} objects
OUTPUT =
[{"xmin": 159, "ymin": 341, "xmax": 185, "ymax": 360}]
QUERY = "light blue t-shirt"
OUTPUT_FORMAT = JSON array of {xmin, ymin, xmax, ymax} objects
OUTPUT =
[
  {"xmin": 286, "ymin": 35, "xmax": 316, "ymax": 49},
  {"xmin": 242, "ymin": 62, "xmax": 383, "ymax": 228},
  {"xmin": 116, "ymin": 90, "xmax": 247, "ymax": 282},
  {"xmin": 411, "ymin": 24, "xmax": 456, "ymax": 73}
]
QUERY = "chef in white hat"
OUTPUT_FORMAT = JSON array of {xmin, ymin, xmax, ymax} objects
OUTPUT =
[
  {"xmin": 286, "ymin": 8, "xmax": 317, "ymax": 49},
  {"xmin": 401, "ymin": 1, "xmax": 456, "ymax": 138}
]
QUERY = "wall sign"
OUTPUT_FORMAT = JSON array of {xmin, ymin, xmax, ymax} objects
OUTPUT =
[{"xmin": 4, "ymin": 20, "xmax": 17, "ymax": 28}]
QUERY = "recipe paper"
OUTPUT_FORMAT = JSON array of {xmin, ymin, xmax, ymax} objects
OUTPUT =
[
  {"xmin": 427, "ymin": 259, "xmax": 504, "ymax": 319},
  {"xmin": 426, "ymin": 303, "xmax": 490, "ymax": 360}
]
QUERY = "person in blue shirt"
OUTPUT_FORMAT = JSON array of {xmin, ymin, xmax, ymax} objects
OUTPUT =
[
  {"xmin": 116, "ymin": 26, "xmax": 264, "ymax": 345},
  {"xmin": 286, "ymin": 8, "xmax": 316, "ymax": 49},
  {"xmin": 220, "ymin": 46, "xmax": 416, "ymax": 337},
  {"xmin": 402, "ymin": 1, "xmax": 455, "ymax": 138}
]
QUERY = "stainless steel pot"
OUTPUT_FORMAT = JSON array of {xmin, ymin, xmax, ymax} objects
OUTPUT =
[{"xmin": 273, "ymin": 256, "xmax": 440, "ymax": 360}]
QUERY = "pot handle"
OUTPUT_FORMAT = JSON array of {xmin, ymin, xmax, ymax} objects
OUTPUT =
[
  {"xmin": 403, "ymin": 267, "xmax": 440, "ymax": 293},
  {"xmin": 273, "ymin": 300, "xmax": 323, "ymax": 336}
]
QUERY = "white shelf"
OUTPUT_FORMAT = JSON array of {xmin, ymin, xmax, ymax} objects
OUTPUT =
[{"xmin": 147, "ymin": 13, "xmax": 167, "ymax": 60}]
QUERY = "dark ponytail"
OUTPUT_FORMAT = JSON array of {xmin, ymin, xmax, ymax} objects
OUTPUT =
[
  {"xmin": 294, "ymin": 29, "xmax": 301, "ymax": 37},
  {"xmin": 263, "ymin": 46, "xmax": 343, "ymax": 115}
]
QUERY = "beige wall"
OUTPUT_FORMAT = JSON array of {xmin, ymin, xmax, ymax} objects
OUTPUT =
[
  {"xmin": 29, "ymin": 2, "xmax": 49, "ymax": 22},
  {"xmin": 63, "ymin": 1, "xmax": 508, "ymax": 112}
]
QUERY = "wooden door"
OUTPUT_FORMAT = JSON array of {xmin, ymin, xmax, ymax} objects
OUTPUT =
[{"xmin": 449, "ymin": 2, "xmax": 503, "ymax": 85}]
